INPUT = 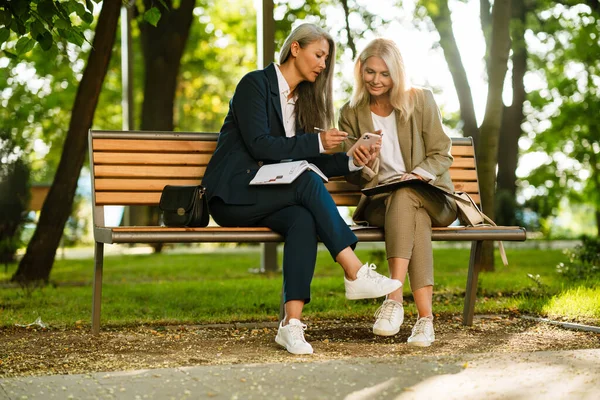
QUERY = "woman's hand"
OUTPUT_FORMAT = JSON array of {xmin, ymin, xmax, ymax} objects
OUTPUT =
[
  {"xmin": 365, "ymin": 130, "xmax": 382, "ymax": 169},
  {"xmin": 320, "ymin": 128, "xmax": 349, "ymax": 150},
  {"xmin": 352, "ymin": 130, "xmax": 382, "ymax": 168},
  {"xmin": 352, "ymin": 145, "xmax": 371, "ymax": 167},
  {"xmin": 400, "ymin": 172, "xmax": 425, "ymax": 181}
]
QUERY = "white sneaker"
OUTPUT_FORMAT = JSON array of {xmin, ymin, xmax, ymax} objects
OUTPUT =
[
  {"xmin": 372, "ymin": 299, "xmax": 404, "ymax": 336},
  {"xmin": 345, "ymin": 263, "xmax": 402, "ymax": 300},
  {"xmin": 275, "ymin": 319, "xmax": 314, "ymax": 355},
  {"xmin": 407, "ymin": 316, "xmax": 435, "ymax": 347}
]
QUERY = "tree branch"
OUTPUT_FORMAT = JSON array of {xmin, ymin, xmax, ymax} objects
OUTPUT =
[{"xmin": 340, "ymin": 0, "xmax": 357, "ymax": 59}]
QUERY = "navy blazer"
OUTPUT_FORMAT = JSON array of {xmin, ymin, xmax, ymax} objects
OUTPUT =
[{"xmin": 202, "ymin": 63, "xmax": 351, "ymax": 205}]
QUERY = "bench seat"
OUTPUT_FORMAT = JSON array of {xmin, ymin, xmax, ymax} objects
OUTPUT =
[{"xmin": 89, "ymin": 130, "xmax": 526, "ymax": 334}]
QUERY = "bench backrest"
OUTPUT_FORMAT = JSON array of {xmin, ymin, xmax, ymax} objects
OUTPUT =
[{"xmin": 89, "ymin": 131, "xmax": 479, "ymax": 222}]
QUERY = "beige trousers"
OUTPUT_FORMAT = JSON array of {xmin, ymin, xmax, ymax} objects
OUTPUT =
[{"xmin": 363, "ymin": 185, "xmax": 457, "ymax": 291}]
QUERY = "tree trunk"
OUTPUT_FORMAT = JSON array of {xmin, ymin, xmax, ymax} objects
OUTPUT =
[
  {"xmin": 127, "ymin": 0, "xmax": 196, "ymax": 240},
  {"xmin": 477, "ymin": 1, "xmax": 512, "ymax": 271},
  {"xmin": 11, "ymin": 2, "xmax": 121, "ymax": 284},
  {"xmin": 139, "ymin": 0, "xmax": 195, "ymax": 131},
  {"xmin": 496, "ymin": 0, "xmax": 527, "ymax": 226},
  {"xmin": 427, "ymin": 0, "xmax": 480, "ymax": 143}
]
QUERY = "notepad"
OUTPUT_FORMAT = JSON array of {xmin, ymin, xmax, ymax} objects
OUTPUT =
[{"xmin": 249, "ymin": 160, "xmax": 328, "ymax": 185}]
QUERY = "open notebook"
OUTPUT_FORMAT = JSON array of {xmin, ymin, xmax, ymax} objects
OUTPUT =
[{"xmin": 249, "ymin": 160, "xmax": 328, "ymax": 185}]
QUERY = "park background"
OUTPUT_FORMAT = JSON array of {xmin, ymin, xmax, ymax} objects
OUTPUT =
[{"xmin": 0, "ymin": 0, "xmax": 599, "ymax": 328}]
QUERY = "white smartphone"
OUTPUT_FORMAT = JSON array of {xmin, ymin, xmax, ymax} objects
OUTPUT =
[{"xmin": 346, "ymin": 132, "xmax": 382, "ymax": 157}]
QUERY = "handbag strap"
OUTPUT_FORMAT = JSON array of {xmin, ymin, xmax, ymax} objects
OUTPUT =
[{"xmin": 460, "ymin": 191, "xmax": 509, "ymax": 267}]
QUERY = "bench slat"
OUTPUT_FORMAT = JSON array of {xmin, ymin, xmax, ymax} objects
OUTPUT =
[
  {"xmin": 450, "ymin": 146, "xmax": 475, "ymax": 156},
  {"xmin": 102, "ymin": 225, "xmax": 526, "ymax": 244},
  {"xmin": 448, "ymin": 158, "xmax": 476, "ymax": 169},
  {"xmin": 449, "ymin": 169, "xmax": 478, "ymax": 181},
  {"xmin": 94, "ymin": 178, "xmax": 202, "ymax": 191},
  {"xmin": 92, "ymin": 139, "xmax": 217, "ymax": 152},
  {"xmin": 94, "ymin": 165, "xmax": 206, "ymax": 178},
  {"xmin": 93, "ymin": 152, "xmax": 212, "ymax": 165}
]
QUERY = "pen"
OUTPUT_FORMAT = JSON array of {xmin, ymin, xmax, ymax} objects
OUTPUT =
[{"xmin": 313, "ymin": 127, "xmax": 358, "ymax": 140}]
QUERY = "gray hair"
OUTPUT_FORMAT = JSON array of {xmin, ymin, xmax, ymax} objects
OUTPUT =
[{"xmin": 279, "ymin": 23, "xmax": 336, "ymax": 131}]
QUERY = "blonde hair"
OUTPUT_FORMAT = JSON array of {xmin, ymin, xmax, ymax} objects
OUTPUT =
[
  {"xmin": 350, "ymin": 38, "xmax": 415, "ymax": 122},
  {"xmin": 279, "ymin": 23, "xmax": 335, "ymax": 131}
]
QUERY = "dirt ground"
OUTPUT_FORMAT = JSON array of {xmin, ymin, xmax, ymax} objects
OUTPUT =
[{"xmin": 1, "ymin": 314, "xmax": 599, "ymax": 379}]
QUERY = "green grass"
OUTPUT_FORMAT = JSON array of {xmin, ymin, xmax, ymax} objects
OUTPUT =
[{"xmin": 1, "ymin": 246, "xmax": 598, "ymax": 329}]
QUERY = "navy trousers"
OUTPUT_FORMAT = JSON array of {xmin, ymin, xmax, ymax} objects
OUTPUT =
[{"xmin": 209, "ymin": 171, "xmax": 358, "ymax": 304}]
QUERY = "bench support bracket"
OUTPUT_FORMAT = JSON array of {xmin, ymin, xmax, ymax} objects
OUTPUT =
[
  {"xmin": 463, "ymin": 240, "xmax": 483, "ymax": 326},
  {"xmin": 92, "ymin": 242, "xmax": 104, "ymax": 334}
]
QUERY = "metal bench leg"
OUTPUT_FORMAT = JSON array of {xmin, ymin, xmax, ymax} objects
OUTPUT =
[
  {"xmin": 463, "ymin": 240, "xmax": 483, "ymax": 326},
  {"xmin": 92, "ymin": 242, "xmax": 104, "ymax": 334},
  {"xmin": 278, "ymin": 284, "xmax": 285, "ymax": 323},
  {"xmin": 261, "ymin": 243, "xmax": 279, "ymax": 272}
]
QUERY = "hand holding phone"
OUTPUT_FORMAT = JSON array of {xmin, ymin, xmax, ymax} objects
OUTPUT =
[{"xmin": 346, "ymin": 132, "xmax": 382, "ymax": 157}]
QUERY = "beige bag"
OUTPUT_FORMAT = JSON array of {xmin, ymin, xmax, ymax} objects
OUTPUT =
[{"xmin": 454, "ymin": 191, "xmax": 508, "ymax": 266}]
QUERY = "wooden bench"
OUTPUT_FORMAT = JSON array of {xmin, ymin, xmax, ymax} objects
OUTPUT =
[{"xmin": 89, "ymin": 130, "xmax": 526, "ymax": 334}]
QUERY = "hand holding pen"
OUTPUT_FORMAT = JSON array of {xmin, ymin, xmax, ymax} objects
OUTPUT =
[{"xmin": 313, "ymin": 127, "xmax": 353, "ymax": 150}]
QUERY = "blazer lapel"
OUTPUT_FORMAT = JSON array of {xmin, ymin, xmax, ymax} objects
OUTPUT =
[
  {"xmin": 357, "ymin": 105, "xmax": 375, "ymax": 137},
  {"xmin": 265, "ymin": 63, "xmax": 284, "ymax": 133}
]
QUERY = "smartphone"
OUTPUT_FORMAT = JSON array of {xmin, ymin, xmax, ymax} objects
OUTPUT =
[{"xmin": 346, "ymin": 132, "xmax": 382, "ymax": 157}]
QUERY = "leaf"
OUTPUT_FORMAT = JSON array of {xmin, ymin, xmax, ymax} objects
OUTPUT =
[
  {"xmin": 0, "ymin": 9, "xmax": 12, "ymax": 26},
  {"xmin": 10, "ymin": 18, "xmax": 27, "ymax": 35},
  {"xmin": 15, "ymin": 37, "xmax": 35, "ymax": 55},
  {"xmin": 31, "ymin": 20, "xmax": 46, "ymax": 39},
  {"xmin": 143, "ymin": 7, "xmax": 162, "ymax": 27},
  {"xmin": 37, "ymin": 31, "xmax": 54, "ymax": 51},
  {"xmin": 85, "ymin": 0, "xmax": 94, "ymax": 12},
  {"xmin": 81, "ymin": 11, "xmax": 94, "ymax": 25},
  {"xmin": 2, "ymin": 50, "xmax": 18, "ymax": 59},
  {"xmin": 0, "ymin": 28, "xmax": 9, "ymax": 47},
  {"xmin": 66, "ymin": 30, "xmax": 84, "ymax": 47},
  {"xmin": 38, "ymin": 0, "xmax": 58, "ymax": 20},
  {"xmin": 156, "ymin": 0, "xmax": 169, "ymax": 10}
]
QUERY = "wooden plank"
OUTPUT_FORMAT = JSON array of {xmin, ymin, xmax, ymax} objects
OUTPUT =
[
  {"xmin": 93, "ymin": 152, "xmax": 212, "ymax": 165},
  {"xmin": 449, "ymin": 157, "xmax": 476, "ymax": 169},
  {"xmin": 94, "ymin": 178, "xmax": 201, "ymax": 191},
  {"xmin": 96, "ymin": 192, "xmax": 161, "ymax": 205},
  {"xmin": 111, "ymin": 226, "xmax": 275, "ymax": 232},
  {"xmin": 451, "ymin": 182, "xmax": 479, "ymax": 193},
  {"xmin": 324, "ymin": 181, "xmax": 361, "ymax": 193},
  {"xmin": 449, "ymin": 169, "xmax": 478, "ymax": 181},
  {"xmin": 331, "ymin": 194, "xmax": 362, "ymax": 206},
  {"xmin": 93, "ymin": 139, "xmax": 216, "ymax": 153},
  {"xmin": 94, "ymin": 165, "xmax": 206, "ymax": 178},
  {"xmin": 450, "ymin": 146, "xmax": 475, "ymax": 156}
]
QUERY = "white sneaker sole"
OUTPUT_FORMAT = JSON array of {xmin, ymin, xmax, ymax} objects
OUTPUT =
[
  {"xmin": 345, "ymin": 281, "xmax": 402, "ymax": 300},
  {"xmin": 373, "ymin": 326, "xmax": 400, "ymax": 336},
  {"xmin": 275, "ymin": 335, "xmax": 314, "ymax": 355}
]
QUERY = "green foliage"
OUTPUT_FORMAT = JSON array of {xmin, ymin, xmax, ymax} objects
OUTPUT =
[
  {"xmin": 523, "ymin": 3, "xmax": 600, "ymax": 232},
  {"xmin": 557, "ymin": 236, "xmax": 600, "ymax": 281},
  {"xmin": 0, "ymin": 0, "xmax": 96, "ymax": 56}
]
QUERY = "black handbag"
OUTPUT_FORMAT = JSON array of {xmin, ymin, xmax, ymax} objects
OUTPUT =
[{"xmin": 159, "ymin": 185, "xmax": 210, "ymax": 227}]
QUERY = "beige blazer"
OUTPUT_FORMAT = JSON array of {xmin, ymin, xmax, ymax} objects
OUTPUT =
[{"xmin": 338, "ymin": 87, "xmax": 454, "ymax": 222}]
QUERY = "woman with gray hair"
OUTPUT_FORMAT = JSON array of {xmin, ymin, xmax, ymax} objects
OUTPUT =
[
  {"xmin": 339, "ymin": 38, "xmax": 457, "ymax": 347},
  {"xmin": 202, "ymin": 25, "xmax": 401, "ymax": 355}
]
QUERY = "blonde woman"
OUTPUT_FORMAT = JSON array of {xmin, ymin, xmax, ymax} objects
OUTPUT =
[{"xmin": 339, "ymin": 38, "xmax": 457, "ymax": 346}]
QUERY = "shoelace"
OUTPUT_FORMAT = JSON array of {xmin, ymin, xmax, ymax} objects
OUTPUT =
[
  {"xmin": 374, "ymin": 301, "xmax": 400, "ymax": 321},
  {"xmin": 412, "ymin": 317, "xmax": 433, "ymax": 336},
  {"xmin": 288, "ymin": 322, "xmax": 308, "ymax": 343},
  {"xmin": 363, "ymin": 263, "xmax": 386, "ymax": 282}
]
